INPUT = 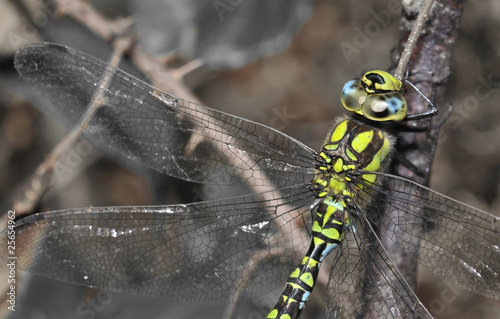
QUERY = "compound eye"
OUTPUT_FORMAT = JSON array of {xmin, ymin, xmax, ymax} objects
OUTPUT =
[
  {"xmin": 362, "ymin": 92, "xmax": 408, "ymax": 121},
  {"xmin": 341, "ymin": 79, "xmax": 368, "ymax": 112}
]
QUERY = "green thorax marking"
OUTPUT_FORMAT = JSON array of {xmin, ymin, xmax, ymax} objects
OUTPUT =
[{"xmin": 311, "ymin": 117, "xmax": 392, "ymax": 200}]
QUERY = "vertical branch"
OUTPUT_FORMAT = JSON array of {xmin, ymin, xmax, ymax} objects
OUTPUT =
[
  {"xmin": 393, "ymin": 0, "xmax": 465, "ymax": 185},
  {"xmin": 384, "ymin": 0, "xmax": 466, "ymax": 297}
]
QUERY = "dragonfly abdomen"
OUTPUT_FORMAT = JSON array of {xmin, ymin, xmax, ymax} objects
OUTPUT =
[{"xmin": 266, "ymin": 201, "xmax": 344, "ymax": 319}]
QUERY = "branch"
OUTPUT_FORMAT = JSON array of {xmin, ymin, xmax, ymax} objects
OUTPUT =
[{"xmin": 384, "ymin": 0, "xmax": 466, "ymax": 297}]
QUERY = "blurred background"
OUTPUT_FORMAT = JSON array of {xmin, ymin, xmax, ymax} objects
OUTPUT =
[{"xmin": 0, "ymin": 0, "xmax": 499, "ymax": 318}]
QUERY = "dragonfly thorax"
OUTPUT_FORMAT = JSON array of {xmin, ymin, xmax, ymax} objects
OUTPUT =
[{"xmin": 310, "ymin": 117, "xmax": 393, "ymax": 200}]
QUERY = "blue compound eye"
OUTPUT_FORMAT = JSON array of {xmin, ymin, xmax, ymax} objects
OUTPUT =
[
  {"xmin": 362, "ymin": 92, "xmax": 408, "ymax": 121},
  {"xmin": 341, "ymin": 79, "xmax": 368, "ymax": 112}
]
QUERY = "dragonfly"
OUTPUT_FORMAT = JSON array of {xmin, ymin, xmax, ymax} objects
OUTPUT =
[{"xmin": 3, "ymin": 43, "xmax": 500, "ymax": 318}]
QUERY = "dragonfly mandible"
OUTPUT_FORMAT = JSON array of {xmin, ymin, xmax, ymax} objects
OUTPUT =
[{"xmin": 3, "ymin": 43, "xmax": 500, "ymax": 319}]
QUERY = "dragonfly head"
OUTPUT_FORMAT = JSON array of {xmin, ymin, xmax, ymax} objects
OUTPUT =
[{"xmin": 341, "ymin": 70, "xmax": 408, "ymax": 122}]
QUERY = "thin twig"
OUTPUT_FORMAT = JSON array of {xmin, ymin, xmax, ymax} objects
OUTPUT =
[
  {"xmin": 53, "ymin": 0, "xmax": 201, "ymax": 104},
  {"xmin": 394, "ymin": 0, "xmax": 435, "ymax": 80}
]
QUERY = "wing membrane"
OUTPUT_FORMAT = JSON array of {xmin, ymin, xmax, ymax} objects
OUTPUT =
[
  {"xmin": 355, "ymin": 173, "xmax": 500, "ymax": 298},
  {"xmin": 325, "ymin": 208, "xmax": 432, "ymax": 319},
  {"xmin": 14, "ymin": 43, "xmax": 316, "ymax": 187},
  {"xmin": 1, "ymin": 186, "xmax": 315, "ymax": 304}
]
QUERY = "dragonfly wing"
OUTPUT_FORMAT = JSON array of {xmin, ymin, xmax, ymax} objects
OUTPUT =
[
  {"xmin": 1, "ymin": 186, "xmax": 315, "ymax": 304},
  {"xmin": 358, "ymin": 173, "xmax": 500, "ymax": 299},
  {"xmin": 325, "ymin": 209, "xmax": 432, "ymax": 319},
  {"xmin": 15, "ymin": 43, "xmax": 316, "ymax": 187}
]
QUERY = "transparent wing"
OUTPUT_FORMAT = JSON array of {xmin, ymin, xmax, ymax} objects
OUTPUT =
[
  {"xmin": 356, "ymin": 173, "xmax": 500, "ymax": 299},
  {"xmin": 325, "ymin": 208, "xmax": 432, "ymax": 319},
  {"xmin": 1, "ymin": 186, "xmax": 315, "ymax": 304},
  {"xmin": 14, "ymin": 43, "xmax": 317, "ymax": 187}
]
